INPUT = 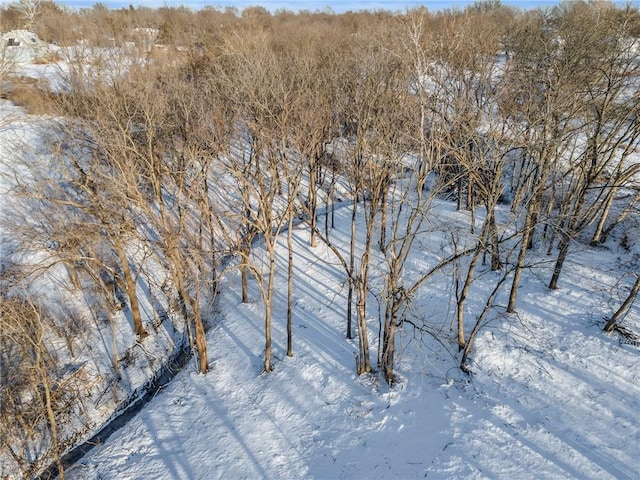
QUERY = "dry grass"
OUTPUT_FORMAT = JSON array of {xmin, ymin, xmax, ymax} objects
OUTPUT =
[{"xmin": 2, "ymin": 77, "xmax": 58, "ymax": 115}]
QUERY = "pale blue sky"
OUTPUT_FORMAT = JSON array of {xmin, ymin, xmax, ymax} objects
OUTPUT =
[{"xmin": 54, "ymin": 0, "xmax": 638, "ymax": 12}]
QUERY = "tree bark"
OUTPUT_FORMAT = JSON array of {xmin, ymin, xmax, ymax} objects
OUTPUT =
[
  {"xmin": 347, "ymin": 198, "xmax": 357, "ymax": 340},
  {"xmin": 604, "ymin": 275, "xmax": 640, "ymax": 333},
  {"xmin": 507, "ymin": 200, "xmax": 537, "ymax": 313},
  {"xmin": 590, "ymin": 184, "xmax": 618, "ymax": 245},
  {"xmin": 169, "ymin": 249, "xmax": 208, "ymax": 374},
  {"xmin": 287, "ymin": 211, "xmax": 294, "ymax": 357},
  {"xmin": 113, "ymin": 237, "xmax": 147, "ymax": 338},
  {"xmin": 309, "ymin": 155, "xmax": 318, "ymax": 248},
  {"xmin": 264, "ymin": 250, "xmax": 276, "ymax": 372},
  {"xmin": 379, "ymin": 180, "xmax": 387, "ymax": 253},
  {"xmin": 457, "ymin": 247, "xmax": 482, "ymax": 351},
  {"xmin": 488, "ymin": 208, "xmax": 501, "ymax": 271},
  {"xmin": 548, "ymin": 231, "xmax": 570, "ymax": 290}
]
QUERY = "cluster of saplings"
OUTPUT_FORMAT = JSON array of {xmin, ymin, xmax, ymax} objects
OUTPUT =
[{"xmin": 1, "ymin": 1, "xmax": 639, "ymax": 478}]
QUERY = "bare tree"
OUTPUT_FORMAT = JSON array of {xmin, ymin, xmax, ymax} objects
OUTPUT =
[
  {"xmin": 547, "ymin": 2, "xmax": 640, "ymax": 289},
  {"xmin": 0, "ymin": 288, "xmax": 70, "ymax": 480},
  {"xmin": 213, "ymin": 32, "xmax": 303, "ymax": 372},
  {"xmin": 54, "ymin": 52, "xmax": 213, "ymax": 373},
  {"xmin": 11, "ymin": 0, "xmax": 41, "ymax": 30},
  {"xmin": 335, "ymin": 35, "xmax": 407, "ymax": 374},
  {"xmin": 500, "ymin": 11, "xmax": 581, "ymax": 312}
]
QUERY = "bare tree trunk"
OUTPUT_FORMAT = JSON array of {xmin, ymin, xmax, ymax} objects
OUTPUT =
[
  {"xmin": 193, "ymin": 300, "xmax": 208, "ymax": 374},
  {"xmin": 604, "ymin": 275, "xmax": 640, "ymax": 333},
  {"xmin": 169, "ymin": 249, "xmax": 208, "ymax": 374},
  {"xmin": 355, "ymin": 204, "xmax": 376, "ymax": 375},
  {"xmin": 347, "ymin": 198, "xmax": 357, "ymax": 340},
  {"xmin": 241, "ymin": 221, "xmax": 254, "ymax": 304},
  {"xmin": 379, "ymin": 183, "xmax": 387, "ymax": 253},
  {"xmin": 380, "ymin": 246, "xmax": 406, "ymax": 385},
  {"xmin": 457, "ymin": 246, "xmax": 482, "ymax": 351},
  {"xmin": 64, "ymin": 261, "xmax": 81, "ymax": 290},
  {"xmin": 324, "ymin": 185, "xmax": 330, "ymax": 242},
  {"xmin": 264, "ymin": 251, "xmax": 276, "ymax": 372},
  {"xmin": 546, "ymin": 212, "xmax": 562, "ymax": 256},
  {"xmin": 590, "ymin": 185, "xmax": 617, "ymax": 246},
  {"xmin": 549, "ymin": 188, "xmax": 587, "ymax": 290},
  {"xmin": 112, "ymin": 237, "xmax": 147, "ymax": 338},
  {"xmin": 488, "ymin": 207, "xmax": 501, "ymax": 271},
  {"xmin": 331, "ymin": 190, "xmax": 336, "ymax": 229},
  {"xmin": 507, "ymin": 200, "xmax": 537, "ymax": 313},
  {"xmin": 468, "ymin": 180, "xmax": 475, "ymax": 235},
  {"xmin": 309, "ymin": 157, "xmax": 318, "ymax": 248},
  {"xmin": 201, "ymin": 177, "xmax": 220, "ymax": 295},
  {"xmin": 381, "ymin": 291, "xmax": 398, "ymax": 384},
  {"xmin": 548, "ymin": 231, "xmax": 570, "ymax": 290},
  {"xmin": 287, "ymin": 211, "xmax": 294, "ymax": 357},
  {"xmin": 527, "ymin": 209, "xmax": 538, "ymax": 250},
  {"xmin": 355, "ymin": 280, "xmax": 372, "ymax": 374},
  {"xmin": 241, "ymin": 259, "xmax": 250, "ymax": 303}
]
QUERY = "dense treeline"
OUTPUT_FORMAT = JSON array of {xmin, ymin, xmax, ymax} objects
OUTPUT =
[{"xmin": 1, "ymin": 1, "xmax": 639, "ymax": 478}]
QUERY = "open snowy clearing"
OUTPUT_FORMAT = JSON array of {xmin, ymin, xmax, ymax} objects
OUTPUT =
[{"xmin": 65, "ymin": 203, "xmax": 640, "ymax": 480}]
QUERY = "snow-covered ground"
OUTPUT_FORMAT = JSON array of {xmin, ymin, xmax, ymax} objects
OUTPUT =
[
  {"xmin": 64, "ymin": 203, "xmax": 640, "ymax": 480},
  {"xmin": 0, "ymin": 101, "xmax": 192, "ymax": 478},
  {"xmin": 1, "ymin": 37, "xmax": 638, "ymax": 480}
]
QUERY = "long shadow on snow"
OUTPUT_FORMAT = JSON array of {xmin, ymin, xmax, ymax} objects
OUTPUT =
[
  {"xmin": 467, "ymin": 321, "xmax": 637, "ymax": 477},
  {"xmin": 42, "ymin": 201, "xmax": 357, "ymax": 479}
]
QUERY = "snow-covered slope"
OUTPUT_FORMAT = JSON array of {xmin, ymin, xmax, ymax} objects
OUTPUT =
[
  {"xmin": 1, "ymin": 33, "xmax": 638, "ymax": 480},
  {"xmin": 65, "ymin": 204, "xmax": 640, "ymax": 480}
]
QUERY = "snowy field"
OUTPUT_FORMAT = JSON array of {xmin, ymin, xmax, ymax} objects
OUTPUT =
[{"xmin": 63, "ymin": 203, "xmax": 640, "ymax": 480}]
